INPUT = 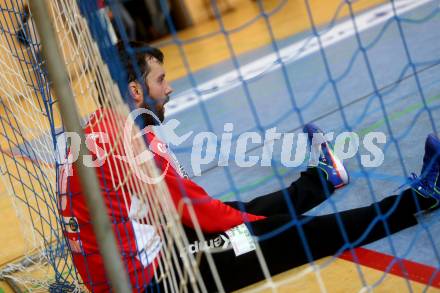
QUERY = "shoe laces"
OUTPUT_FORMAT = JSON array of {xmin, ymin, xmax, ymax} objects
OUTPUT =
[
  {"xmin": 394, "ymin": 173, "xmax": 430, "ymax": 194},
  {"xmin": 407, "ymin": 171, "xmax": 439, "ymax": 198}
]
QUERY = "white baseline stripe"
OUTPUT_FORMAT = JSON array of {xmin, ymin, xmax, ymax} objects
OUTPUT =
[{"xmin": 165, "ymin": 0, "xmax": 434, "ymax": 116}]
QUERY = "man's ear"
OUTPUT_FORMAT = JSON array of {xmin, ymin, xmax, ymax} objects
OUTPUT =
[{"xmin": 128, "ymin": 81, "xmax": 143, "ymax": 107}]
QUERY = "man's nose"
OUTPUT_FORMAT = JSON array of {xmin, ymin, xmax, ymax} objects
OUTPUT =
[{"xmin": 166, "ymin": 84, "xmax": 173, "ymax": 96}]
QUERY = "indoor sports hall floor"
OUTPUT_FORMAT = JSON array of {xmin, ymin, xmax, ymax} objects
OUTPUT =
[
  {"xmin": 160, "ymin": 0, "xmax": 440, "ymax": 291},
  {"xmin": 1, "ymin": 0, "xmax": 440, "ymax": 291}
]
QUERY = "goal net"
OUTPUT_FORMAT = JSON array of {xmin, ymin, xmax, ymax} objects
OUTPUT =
[
  {"xmin": 1, "ymin": 0, "xmax": 440, "ymax": 292},
  {"xmin": 0, "ymin": 0, "xmax": 205, "ymax": 291}
]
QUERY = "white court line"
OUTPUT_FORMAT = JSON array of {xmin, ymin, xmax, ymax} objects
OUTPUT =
[{"xmin": 165, "ymin": 0, "xmax": 434, "ymax": 116}]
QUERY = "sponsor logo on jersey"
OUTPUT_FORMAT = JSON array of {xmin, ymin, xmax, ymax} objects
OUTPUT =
[
  {"xmin": 63, "ymin": 216, "xmax": 80, "ymax": 233},
  {"xmin": 180, "ymin": 234, "xmax": 230, "ymax": 257},
  {"xmin": 68, "ymin": 238, "xmax": 83, "ymax": 254}
]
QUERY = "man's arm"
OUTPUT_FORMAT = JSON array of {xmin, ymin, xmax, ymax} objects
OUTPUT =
[{"xmin": 163, "ymin": 171, "xmax": 266, "ymax": 233}]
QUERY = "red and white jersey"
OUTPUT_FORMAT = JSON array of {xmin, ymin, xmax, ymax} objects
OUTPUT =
[
  {"xmin": 145, "ymin": 127, "xmax": 265, "ymax": 233},
  {"xmin": 57, "ymin": 108, "xmax": 265, "ymax": 292}
]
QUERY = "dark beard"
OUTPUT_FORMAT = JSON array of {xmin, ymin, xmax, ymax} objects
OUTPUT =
[{"xmin": 139, "ymin": 102, "xmax": 165, "ymax": 126}]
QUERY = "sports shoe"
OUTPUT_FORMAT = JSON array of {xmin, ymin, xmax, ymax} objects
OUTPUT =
[
  {"xmin": 303, "ymin": 123, "xmax": 349, "ymax": 189},
  {"xmin": 409, "ymin": 134, "xmax": 440, "ymax": 207}
]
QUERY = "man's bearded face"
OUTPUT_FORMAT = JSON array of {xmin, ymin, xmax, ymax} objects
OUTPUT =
[
  {"xmin": 141, "ymin": 58, "xmax": 172, "ymax": 125},
  {"xmin": 139, "ymin": 97, "xmax": 168, "ymax": 125}
]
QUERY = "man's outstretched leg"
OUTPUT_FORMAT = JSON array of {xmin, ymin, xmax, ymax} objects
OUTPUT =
[
  {"xmin": 198, "ymin": 134, "xmax": 440, "ymax": 292},
  {"xmin": 226, "ymin": 123, "xmax": 349, "ymax": 216},
  {"xmin": 282, "ymin": 132, "xmax": 440, "ymax": 263}
]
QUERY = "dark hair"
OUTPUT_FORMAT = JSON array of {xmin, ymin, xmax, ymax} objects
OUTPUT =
[{"xmin": 116, "ymin": 40, "xmax": 164, "ymax": 83}]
